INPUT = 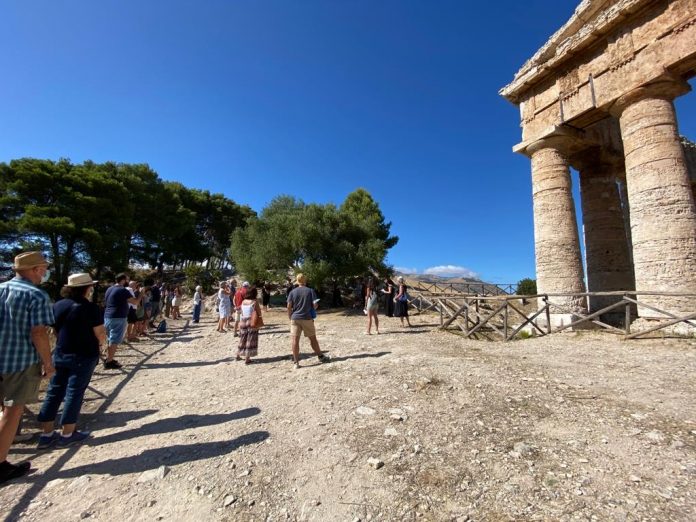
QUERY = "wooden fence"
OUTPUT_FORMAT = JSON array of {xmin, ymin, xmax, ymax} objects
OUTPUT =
[
  {"xmin": 409, "ymin": 281, "xmax": 518, "ymax": 296},
  {"xmin": 405, "ymin": 290, "xmax": 696, "ymax": 341}
]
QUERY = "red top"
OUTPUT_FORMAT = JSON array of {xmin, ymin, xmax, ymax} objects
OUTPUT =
[{"xmin": 233, "ymin": 287, "xmax": 247, "ymax": 308}]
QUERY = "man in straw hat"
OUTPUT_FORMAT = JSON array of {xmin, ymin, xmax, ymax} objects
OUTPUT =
[
  {"xmin": 287, "ymin": 273, "xmax": 330, "ymax": 369},
  {"xmin": 0, "ymin": 251, "xmax": 55, "ymax": 484}
]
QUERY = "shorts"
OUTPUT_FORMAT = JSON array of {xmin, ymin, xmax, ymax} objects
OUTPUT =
[
  {"xmin": 105, "ymin": 317, "xmax": 127, "ymax": 345},
  {"xmin": 290, "ymin": 319, "xmax": 316, "ymax": 338},
  {"xmin": 127, "ymin": 308, "xmax": 137, "ymax": 324},
  {"xmin": 1, "ymin": 363, "xmax": 42, "ymax": 407},
  {"xmin": 235, "ymin": 309, "xmax": 243, "ymax": 322}
]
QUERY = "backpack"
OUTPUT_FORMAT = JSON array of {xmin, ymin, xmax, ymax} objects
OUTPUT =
[{"xmin": 156, "ymin": 320, "xmax": 167, "ymax": 333}]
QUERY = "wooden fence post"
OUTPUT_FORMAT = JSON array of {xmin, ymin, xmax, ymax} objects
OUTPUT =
[{"xmin": 625, "ymin": 296, "xmax": 631, "ymax": 335}]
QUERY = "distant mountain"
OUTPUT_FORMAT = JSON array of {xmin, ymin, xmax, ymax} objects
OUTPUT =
[{"xmin": 395, "ymin": 271, "xmax": 516, "ymax": 296}]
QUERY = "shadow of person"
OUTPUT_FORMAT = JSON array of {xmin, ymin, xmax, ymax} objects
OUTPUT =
[
  {"xmin": 54, "ymin": 430, "xmax": 270, "ymax": 479},
  {"xmin": 90, "ymin": 408, "xmax": 261, "ymax": 446},
  {"xmin": 259, "ymin": 329, "xmax": 290, "ymax": 335},
  {"xmin": 379, "ymin": 329, "xmax": 430, "ymax": 335},
  {"xmin": 248, "ymin": 354, "xmax": 294, "ymax": 365},
  {"xmin": 140, "ymin": 357, "xmax": 236, "ymax": 370},
  {"xmin": 82, "ymin": 409, "xmax": 159, "ymax": 429},
  {"xmin": 316, "ymin": 351, "xmax": 391, "ymax": 364}
]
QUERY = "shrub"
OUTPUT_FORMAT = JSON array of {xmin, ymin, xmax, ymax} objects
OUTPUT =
[{"xmin": 517, "ymin": 278, "xmax": 537, "ymax": 296}]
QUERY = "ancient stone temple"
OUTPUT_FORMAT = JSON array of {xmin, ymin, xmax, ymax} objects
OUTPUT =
[{"xmin": 501, "ymin": 0, "xmax": 696, "ymax": 324}]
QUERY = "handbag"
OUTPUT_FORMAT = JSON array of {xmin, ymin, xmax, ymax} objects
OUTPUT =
[{"xmin": 251, "ymin": 303, "xmax": 264, "ymax": 328}]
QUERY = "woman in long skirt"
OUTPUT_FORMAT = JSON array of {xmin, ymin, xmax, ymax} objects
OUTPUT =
[
  {"xmin": 393, "ymin": 276, "xmax": 412, "ymax": 327},
  {"xmin": 237, "ymin": 287, "xmax": 261, "ymax": 364},
  {"xmin": 381, "ymin": 277, "xmax": 395, "ymax": 317},
  {"xmin": 217, "ymin": 282, "xmax": 232, "ymax": 332}
]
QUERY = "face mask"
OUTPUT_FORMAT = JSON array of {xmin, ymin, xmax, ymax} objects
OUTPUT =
[{"xmin": 40, "ymin": 270, "xmax": 51, "ymax": 284}]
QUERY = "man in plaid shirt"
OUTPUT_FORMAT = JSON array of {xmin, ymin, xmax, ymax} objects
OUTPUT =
[{"xmin": 0, "ymin": 251, "xmax": 55, "ymax": 484}]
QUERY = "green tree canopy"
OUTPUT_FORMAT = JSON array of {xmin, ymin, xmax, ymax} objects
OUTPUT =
[
  {"xmin": 230, "ymin": 188, "xmax": 398, "ymax": 288},
  {"xmin": 0, "ymin": 158, "xmax": 252, "ymax": 293}
]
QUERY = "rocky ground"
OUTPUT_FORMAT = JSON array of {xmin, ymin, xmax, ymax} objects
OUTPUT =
[{"xmin": 1, "ymin": 303, "xmax": 695, "ymax": 521}]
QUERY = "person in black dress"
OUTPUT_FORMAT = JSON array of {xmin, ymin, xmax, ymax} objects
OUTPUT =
[
  {"xmin": 393, "ymin": 276, "xmax": 412, "ymax": 327},
  {"xmin": 261, "ymin": 282, "xmax": 271, "ymax": 311},
  {"xmin": 381, "ymin": 277, "xmax": 395, "ymax": 317}
]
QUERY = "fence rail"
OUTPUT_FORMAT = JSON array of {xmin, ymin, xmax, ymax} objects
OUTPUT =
[
  {"xmin": 409, "ymin": 281, "xmax": 518, "ymax": 297},
  {"xmin": 405, "ymin": 290, "xmax": 696, "ymax": 341}
]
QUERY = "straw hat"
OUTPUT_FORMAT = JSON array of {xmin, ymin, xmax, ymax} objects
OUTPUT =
[
  {"xmin": 13, "ymin": 251, "xmax": 49, "ymax": 270},
  {"xmin": 66, "ymin": 273, "xmax": 97, "ymax": 287}
]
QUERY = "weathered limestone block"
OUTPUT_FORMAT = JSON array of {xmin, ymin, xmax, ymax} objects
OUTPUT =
[
  {"xmin": 612, "ymin": 79, "xmax": 696, "ymax": 316},
  {"xmin": 529, "ymin": 139, "xmax": 587, "ymax": 317}
]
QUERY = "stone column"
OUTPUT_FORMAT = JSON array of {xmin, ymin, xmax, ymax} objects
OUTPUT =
[
  {"xmin": 612, "ymin": 78, "xmax": 696, "ymax": 317},
  {"xmin": 578, "ymin": 153, "xmax": 635, "ymax": 322},
  {"xmin": 528, "ymin": 137, "xmax": 587, "ymax": 319}
]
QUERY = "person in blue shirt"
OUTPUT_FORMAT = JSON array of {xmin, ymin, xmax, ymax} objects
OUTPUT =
[
  {"xmin": 103, "ymin": 273, "xmax": 141, "ymax": 370},
  {"xmin": 0, "ymin": 251, "xmax": 55, "ymax": 484},
  {"xmin": 36, "ymin": 273, "xmax": 105, "ymax": 449}
]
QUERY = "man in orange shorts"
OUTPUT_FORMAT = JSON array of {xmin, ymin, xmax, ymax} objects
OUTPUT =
[{"xmin": 287, "ymin": 274, "xmax": 330, "ymax": 370}]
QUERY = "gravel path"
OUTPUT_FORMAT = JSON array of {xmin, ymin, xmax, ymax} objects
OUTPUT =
[{"xmin": 1, "ymin": 305, "xmax": 695, "ymax": 521}]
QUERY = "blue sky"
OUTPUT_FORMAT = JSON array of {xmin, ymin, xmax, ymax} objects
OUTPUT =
[{"xmin": 1, "ymin": 1, "xmax": 694, "ymax": 284}]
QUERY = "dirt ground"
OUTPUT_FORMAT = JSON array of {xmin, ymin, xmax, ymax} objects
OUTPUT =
[{"xmin": 1, "ymin": 302, "xmax": 695, "ymax": 522}]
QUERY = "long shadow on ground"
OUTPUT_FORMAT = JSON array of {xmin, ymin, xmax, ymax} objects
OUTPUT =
[
  {"xmin": 51, "ymin": 431, "xmax": 270, "ymax": 479},
  {"xmin": 89, "ymin": 408, "xmax": 260, "ymax": 446},
  {"xmin": 5, "ymin": 321, "xmax": 192, "ymax": 520},
  {"xmin": 139, "ymin": 357, "xmax": 235, "ymax": 370}
]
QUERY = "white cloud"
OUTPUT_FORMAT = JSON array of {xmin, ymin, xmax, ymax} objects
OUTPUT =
[
  {"xmin": 423, "ymin": 265, "xmax": 478, "ymax": 279},
  {"xmin": 394, "ymin": 266, "xmax": 419, "ymax": 274}
]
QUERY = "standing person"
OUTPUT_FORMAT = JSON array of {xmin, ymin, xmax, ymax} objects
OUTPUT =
[
  {"xmin": 237, "ymin": 287, "xmax": 262, "ymax": 364},
  {"xmin": 393, "ymin": 276, "xmax": 412, "ymax": 327},
  {"xmin": 148, "ymin": 279, "xmax": 161, "ymax": 327},
  {"xmin": 171, "ymin": 285, "xmax": 182, "ymax": 320},
  {"xmin": 36, "ymin": 273, "xmax": 105, "ymax": 449},
  {"xmin": 365, "ymin": 278, "xmax": 380, "ymax": 335},
  {"xmin": 285, "ymin": 280, "xmax": 294, "ymax": 304},
  {"xmin": 164, "ymin": 285, "xmax": 173, "ymax": 318},
  {"xmin": 381, "ymin": 277, "xmax": 396, "ymax": 318},
  {"xmin": 0, "ymin": 251, "xmax": 55, "ymax": 484},
  {"xmin": 287, "ymin": 273, "xmax": 330, "ymax": 370},
  {"xmin": 216, "ymin": 282, "xmax": 231, "ymax": 332},
  {"xmin": 126, "ymin": 281, "xmax": 139, "ymax": 342},
  {"xmin": 192, "ymin": 285, "xmax": 202, "ymax": 323},
  {"xmin": 103, "ymin": 273, "xmax": 141, "ymax": 370},
  {"xmin": 233, "ymin": 281, "xmax": 249, "ymax": 337},
  {"xmin": 227, "ymin": 280, "xmax": 237, "ymax": 329},
  {"xmin": 261, "ymin": 282, "xmax": 271, "ymax": 312},
  {"xmin": 135, "ymin": 283, "xmax": 148, "ymax": 337}
]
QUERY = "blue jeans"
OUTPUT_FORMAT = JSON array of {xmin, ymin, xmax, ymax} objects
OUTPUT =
[
  {"xmin": 37, "ymin": 353, "xmax": 98, "ymax": 426},
  {"xmin": 193, "ymin": 303, "xmax": 201, "ymax": 322}
]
